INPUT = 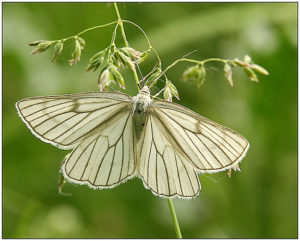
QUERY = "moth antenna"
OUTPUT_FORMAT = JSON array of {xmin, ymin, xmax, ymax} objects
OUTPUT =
[
  {"xmin": 202, "ymin": 174, "xmax": 219, "ymax": 183},
  {"xmin": 135, "ymin": 61, "xmax": 144, "ymax": 87},
  {"xmin": 153, "ymin": 86, "xmax": 166, "ymax": 98},
  {"xmin": 138, "ymin": 62, "xmax": 159, "ymax": 87},
  {"xmin": 144, "ymin": 62, "xmax": 159, "ymax": 80},
  {"xmin": 108, "ymin": 85, "xmax": 117, "ymax": 91},
  {"xmin": 152, "ymin": 85, "xmax": 160, "ymax": 93}
]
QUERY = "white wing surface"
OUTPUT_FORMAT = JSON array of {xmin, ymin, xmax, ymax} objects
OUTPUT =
[
  {"xmin": 138, "ymin": 100, "xmax": 248, "ymax": 198},
  {"xmin": 16, "ymin": 92, "xmax": 132, "ymax": 149},
  {"xmin": 16, "ymin": 89, "xmax": 249, "ymax": 197},
  {"xmin": 62, "ymin": 110, "xmax": 136, "ymax": 188},
  {"xmin": 138, "ymin": 114, "xmax": 200, "ymax": 198},
  {"xmin": 151, "ymin": 100, "xmax": 249, "ymax": 173}
]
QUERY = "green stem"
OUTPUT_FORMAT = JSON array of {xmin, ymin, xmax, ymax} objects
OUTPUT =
[
  {"xmin": 122, "ymin": 20, "xmax": 152, "ymax": 49},
  {"xmin": 60, "ymin": 21, "xmax": 117, "ymax": 42},
  {"xmin": 114, "ymin": 4, "xmax": 128, "ymax": 47},
  {"xmin": 113, "ymin": 3, "xmax": 140, "ymax": 89},
  {"xmin": 181, "ymin": 57, "xmax": 227, "ymax": 65},
  {"xmin": 153, "ymin": 51, "xmax": 198, "ymax": 83},
  {"xmin": 167, "ymin": 199, "xmax": 182, "ymax": 238},
  {"xmin": 76, "ymin": 21, "xmax": 117, "ymax": 37},
  {"xmin": 123, "ymin": 20, "xmax": 162, "ymax": 67},
  {"xmin": 152, "ymin": 55, "xmax": 229, "ymax": 84}
]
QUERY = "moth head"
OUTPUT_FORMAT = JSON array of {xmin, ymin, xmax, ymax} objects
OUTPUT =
[{"xmin": 140, "ymin": 86, "xmax": 150, "ymax": 95}]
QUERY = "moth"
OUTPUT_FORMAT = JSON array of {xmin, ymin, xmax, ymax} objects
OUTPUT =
[{"xmin": 16, "ymin": 86, "xmax": 249, "ymax": 198}]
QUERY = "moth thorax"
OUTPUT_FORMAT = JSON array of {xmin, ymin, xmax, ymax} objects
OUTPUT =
[
  {"xmin": 137, "ymin": 98, "xmax": 151, "ymax": 114},
  {"xmin": 133, "ymin": 93, "xmax": 152, "ymax": 114}
]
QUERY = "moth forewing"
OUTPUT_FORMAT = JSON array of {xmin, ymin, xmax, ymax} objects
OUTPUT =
[
  {"xmin": 151, "ymin": 100, "xmax": 249, "ymax": 173},
  {"xmin": 15, "ymin": 92, "xmax": 133, "ymax": 150},
  {"xmin": 16, "ymin": 87, "xmax": 249, "ymax": 198}
]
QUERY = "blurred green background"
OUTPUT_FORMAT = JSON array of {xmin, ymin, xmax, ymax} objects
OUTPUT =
[{"xmin": 3, "ymin": 2, "xmax": 297, "ymax": 238}]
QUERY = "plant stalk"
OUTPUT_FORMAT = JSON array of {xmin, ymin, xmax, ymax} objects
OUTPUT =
[
  {"xmin": 167, "ymin": 199, "xmax": 183, "ymax": 238},
  {"xmin": 113, "ymin": 2, "xmax": 140, "ymax": 89},
  {"xmin": 181, "ymin": 57, "xmax": 227, "ymax": 65},
  {"xmin": 114, "ymin": 4, "xmax": 182, "ymax": 239}
]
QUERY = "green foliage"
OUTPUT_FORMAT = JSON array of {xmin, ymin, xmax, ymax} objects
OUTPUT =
[
  {"xmin": 26, "ymin": 10, "xmax": 269, "ymax": 97},
  {"xmin": 3, "ymin": 2, "xmax": 297, "ymax": 238}
]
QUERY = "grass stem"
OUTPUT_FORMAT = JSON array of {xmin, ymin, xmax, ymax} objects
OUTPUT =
[
  {"xmin": 167, "ymin": 199, "xmax": 183, "ymax": 238},
  {"xmin": 113, "ymin": 3, "xmax": 140, "ymax": 89}
]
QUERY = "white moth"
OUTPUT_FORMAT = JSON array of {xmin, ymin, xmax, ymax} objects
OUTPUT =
[{"xmin": 16, "ymin": 86, "xmax": 249, "ymax": 199}]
